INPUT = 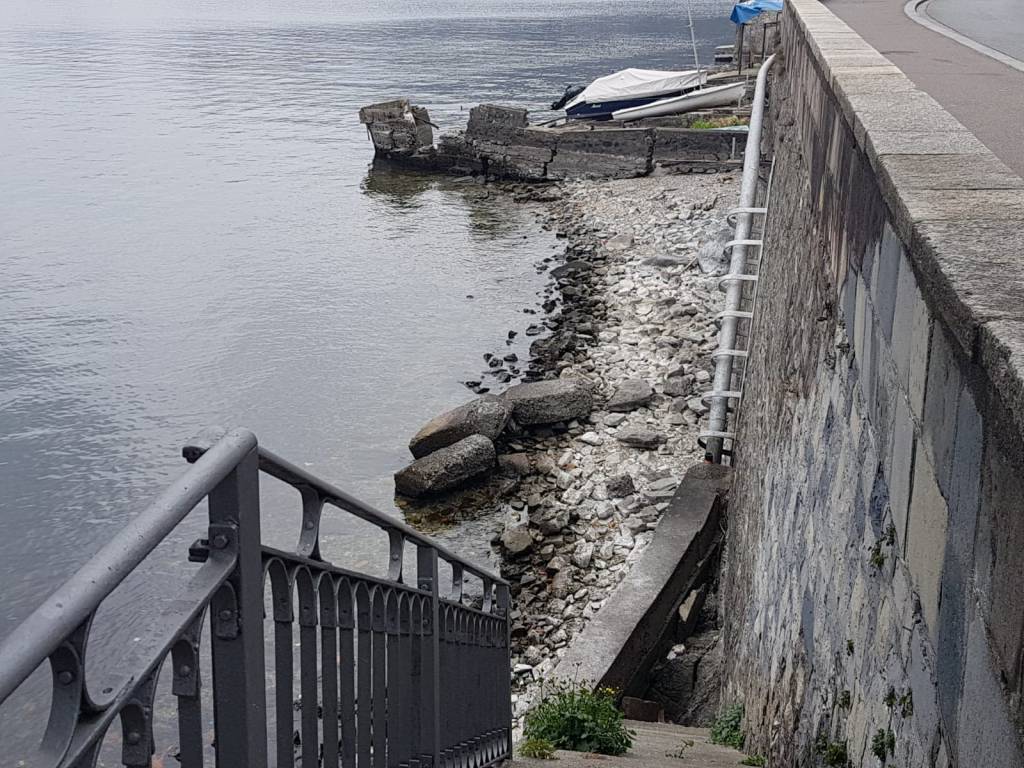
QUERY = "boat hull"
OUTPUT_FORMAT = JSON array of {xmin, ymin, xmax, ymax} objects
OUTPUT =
[
  {"xmin": 566, "ymin": 91, "xmax": 691, "ymax": 120},
  {"xmin": 611, "ymin": 81, "xmax": 746, "ymax": 121}
]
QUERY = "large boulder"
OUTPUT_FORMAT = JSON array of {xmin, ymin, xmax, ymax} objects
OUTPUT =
[
  {"xmin": 408, "ymin": 395, "xmax": 512, "ymax": 458},
  {"xmin": 501, "ymin": 378, "xmax": 594, "ymax": 425},
  {"xmin": 605, "ymin": 379, "xmax": 654, "ymax": 412},
  {"xmin": 394, "ymin": 435, "xmax": 496, "ymax": 497}
]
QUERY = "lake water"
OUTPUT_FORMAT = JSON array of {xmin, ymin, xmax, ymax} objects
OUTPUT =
[{"xmin": 0, "ymin": 0, "xmax": 735, "ymax": 745}]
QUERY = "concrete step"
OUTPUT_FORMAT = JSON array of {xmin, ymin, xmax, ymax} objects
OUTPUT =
[{"xmin": 510, "ymin": 720, "xmax": 750, "ymax": 768}]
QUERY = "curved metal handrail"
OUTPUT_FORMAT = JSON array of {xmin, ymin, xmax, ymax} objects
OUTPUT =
[{"xmin": 0, "ymin": 427, "xmax": 256, "ymax": 704}]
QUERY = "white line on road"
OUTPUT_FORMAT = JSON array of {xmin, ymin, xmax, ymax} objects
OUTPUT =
[{"xmin": 904, "ymin": 0, "xmax": 1024, "ymax": 74}]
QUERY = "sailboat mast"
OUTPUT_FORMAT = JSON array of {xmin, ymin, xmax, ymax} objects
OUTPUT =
[{"xmin": 686, "ymin": 0, "xmax": 701, "ymax": 72}]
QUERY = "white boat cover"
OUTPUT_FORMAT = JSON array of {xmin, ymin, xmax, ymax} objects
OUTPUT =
[{"xmin": 565, "ymin": 68, "xmax": 705, "ymax": 109}]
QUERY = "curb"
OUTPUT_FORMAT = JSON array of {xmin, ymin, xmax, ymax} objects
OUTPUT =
[{"xmin": 903, "ymin": 0, "xmax": 1024, "ymax": 74}]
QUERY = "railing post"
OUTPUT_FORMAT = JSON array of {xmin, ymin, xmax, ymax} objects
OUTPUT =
[
  {"xmin": 417, "ymin": 546, "xmax": 442, "ymax": 767},
  {"xmin": 495, "ymin": 584, "xmax": 513, "ymax": 760},
  {"xmin": 208, "ymin": 442, "xmax": 268, "ymax": 767}
]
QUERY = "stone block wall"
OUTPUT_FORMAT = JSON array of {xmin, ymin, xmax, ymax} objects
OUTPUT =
[{"xmin": 720, "ymin": 1, "xmax": 1024, "ymax": 766}]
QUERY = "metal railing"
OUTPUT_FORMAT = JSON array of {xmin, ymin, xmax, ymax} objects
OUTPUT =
[
  {"xmin": 702, "ymin": 54, "xmax": 777, "ymax": 464},
  {"xmin": 0, "ymin": 427, "xmax": 512, "ymax": 768}
]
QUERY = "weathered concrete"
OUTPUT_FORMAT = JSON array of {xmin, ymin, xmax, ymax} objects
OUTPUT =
[
  {"xmin": 362, "ymin": 102, "xmax": 745, "ymax": 180},
  {"xmin": 554, "ymin": 464, "xmax": 729, "ymax": 698},
  {"xmin": 720, "ymin": 1, "xmax": 1024, "ymax": 766}
]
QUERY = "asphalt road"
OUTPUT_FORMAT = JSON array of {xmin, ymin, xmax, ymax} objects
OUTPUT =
[
  {"xmin": 928, "ymin": 0, "xmax": 1024, "ymax": 62},
  {"xmin": 823, "ymin": 0, "xmax": 1024, "ymax": 177}
]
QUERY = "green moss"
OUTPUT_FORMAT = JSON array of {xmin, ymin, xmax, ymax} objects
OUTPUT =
[
  {"xmin": 839, "ymin": 690, "xmax": 851, "ymax": 709},
  {"xmin": 870, "ymin": 540, "xmax": 886, "ymax": 569},
  {"xmin": 523, "ymin": 682, "xmax": 634, "ymax": 756},
  {"xmin": 520, "ymin": 738, "xmax": 557, "ymax": 759},
  {"xmin": 871, "ymin": 729, "xmax": 895, "ymax": 762},
  {"xmin": 899, "ymin": 690, "xmax": 914, "ymax": 718},
  {"xmin": 814, "ymin": 735, "xmax": 850, "ymax": 767},
  {"xmin": 739, "ymin": 756, "xmax": 766, "ymax": 766},
  {"xmin": 710, "ymin": 704, "xmax": 746, "ymax": 750},
  {"xmin": 846, "ymin": 639, "xmax": 855, "ymax": 656}
]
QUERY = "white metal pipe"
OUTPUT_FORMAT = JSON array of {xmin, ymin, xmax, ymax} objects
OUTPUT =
[{"xmin": 705, "ymin": 53, "xmax": 777, "ymax": 463}]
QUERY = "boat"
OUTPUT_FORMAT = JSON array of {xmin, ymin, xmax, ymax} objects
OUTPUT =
[
  {"xmin": 562, "ymin": 68, "xmax": 708, "ymax": 120},
  {"xmin": 714, "ymin": 44, "xmax": 735, "ymax": 63},
  {"xmin": 611, "ymin": 81, "xmax": 746, "ymax": 121}
]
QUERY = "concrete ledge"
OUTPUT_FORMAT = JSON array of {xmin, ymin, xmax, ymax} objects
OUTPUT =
[
  {"xmin": 789, "ymin": 0, "xmax": 1024, "ymax": 418},
  {"xmin": 552, "ymin": 464, "xmax": 731, "ymax": 695}
]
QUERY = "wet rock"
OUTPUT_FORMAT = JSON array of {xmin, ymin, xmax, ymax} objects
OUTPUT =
[
  {"xmin": 394, "ymin": 435, "xmax": 496, "ymax": 497},
  {"xmin": 605, "ymin": 379, "xmax": 654, "ymax": 412},
  {"xmin": 616, "ymin": 429, "xmax": 667, "ymax": 450},
  {"xmin": 502, "ymin": 378, "xmax": 594, "ymax": 425},
  {"xmin": 409, "ymin": 395, "xmax": 512, "ymax": 458}
]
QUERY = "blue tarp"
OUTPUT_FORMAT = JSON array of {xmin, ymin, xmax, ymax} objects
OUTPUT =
[{"xmin": 730, "ymin": 0, "xmax": 784, "ymax": 24}]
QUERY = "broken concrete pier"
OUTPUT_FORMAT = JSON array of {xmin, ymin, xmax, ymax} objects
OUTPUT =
[{"xmin": 360, "ymin": 99, "xmax": 750, "ymax": 181}]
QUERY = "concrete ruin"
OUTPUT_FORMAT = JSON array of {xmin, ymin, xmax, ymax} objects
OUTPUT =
[{"xmin": 360, "ymin": 101, "xmax": 748, "ymax": 181}]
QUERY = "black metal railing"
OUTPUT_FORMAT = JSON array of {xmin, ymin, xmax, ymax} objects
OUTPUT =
[{"xmin": 0, "ymin": 427, "xmax": 512, "ymax": 768}]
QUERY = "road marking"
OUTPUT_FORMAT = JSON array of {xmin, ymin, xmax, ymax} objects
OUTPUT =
[{"xmin": 904, "ymin": 0, "xmax": 1024, "ymax": 74}]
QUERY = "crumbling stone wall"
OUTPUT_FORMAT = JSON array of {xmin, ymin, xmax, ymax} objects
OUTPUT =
[
  {"xmin": 721, "ymin": 1, "xmax": 1024, "ymax": 766},
  {"xmin": 375, "ymin": 104, "xmax": 741, "ymax": 181}
]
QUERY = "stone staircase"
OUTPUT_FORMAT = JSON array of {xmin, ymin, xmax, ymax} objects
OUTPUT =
[{"xmin": 511, "ymin": 721, "xmax": 751, "ymax": 768}]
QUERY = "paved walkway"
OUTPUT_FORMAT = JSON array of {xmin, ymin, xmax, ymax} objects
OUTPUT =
[
  {"xmin": 824, "ymin": 0, "xmax": 1024, "ymax": 177},
  {"xmin": 928, "ymin": 0, "xmax": 1024, "ymax": 61},
  {"xmin": 512, "ymin": 722, "xmax": 750, "ymax": 768}
]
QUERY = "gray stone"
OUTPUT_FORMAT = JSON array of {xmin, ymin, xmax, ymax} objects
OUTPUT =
[
  {"xmin": 500, "ymin": 507, "xmax": 533, "ymax": 555},
  {"xmin": 605, "ymin": 233, "xmax": 634, "ymax": 251},
  {"xmin": 606, "ymin": 379, "xmax": 655, "ymax": 412},
  {"xmin": 501, "ymin": 378, "xmax": 594, "ymax": 425},
  {"xmin": 663, "ymin": 376, "xmax": 692, "ymax": 397},
  {"xmin": 551, "ymin": 569, "xmax": 573, "ymax": 599},
  {"xmin": 394, "ymin": 434, "xmax": 495, "ymax": 497},
  {"xmin": 409, "ymin": 395, "xmax": 511, "ymax": 458},
  {"xmin": 616, "ymin": 429, "xmax": 667, "ymax": 450},
  {"xmin": 603, "ymin": 412, "xmax": 628, "ymax": 427},
  {"xmin": 606, "ymin": 474, "xmax": 636, "ymax": 498},
  {"xmin": 537, "ymin": 509, "xmax": 570, "ymax": 535},
  {"xmin": 572, "ymin": 541, "xmax": 595, "ymax": 569}
]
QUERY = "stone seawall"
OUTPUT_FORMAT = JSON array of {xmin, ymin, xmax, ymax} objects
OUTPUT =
[{"xmin": 721, "ymin": 1, "xmax": 1024, "ymax": 766}]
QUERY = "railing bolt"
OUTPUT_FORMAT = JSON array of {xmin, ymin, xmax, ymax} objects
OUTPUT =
[
  {"xmin": 179, "ymin": 664, "xmax": 192, "ymax": 676},
  {"xmin": 212, "ymin": 534, "xmax": 228, "ymax": 549},
  {"xmin": 57, "ymin": 670, "xmax": 73, "ymax": 685},
  {"xmin": 304, "ymin": 520, "xmax": 314, "ymax": 530},
  {"xmin": 219, "ymin": 609, "xmax": 232, "ymax": 621},
  {"xmin": 126, "ymin": 731, "xmax": 141, "ymax": 746}
]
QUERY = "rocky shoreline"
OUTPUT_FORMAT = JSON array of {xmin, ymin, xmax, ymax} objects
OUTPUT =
[
  {"xmin": 395, "ymin": 169, "xmax": 739, "ymax": 728},
  {"xmin": 498, "ymin": 172, "xmax": 739, "ymax": 727}
]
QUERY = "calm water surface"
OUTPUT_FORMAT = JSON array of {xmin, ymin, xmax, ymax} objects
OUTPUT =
[{"xmin": 0, "ymin": 0, "xmax": 734, "ymax": 743}]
